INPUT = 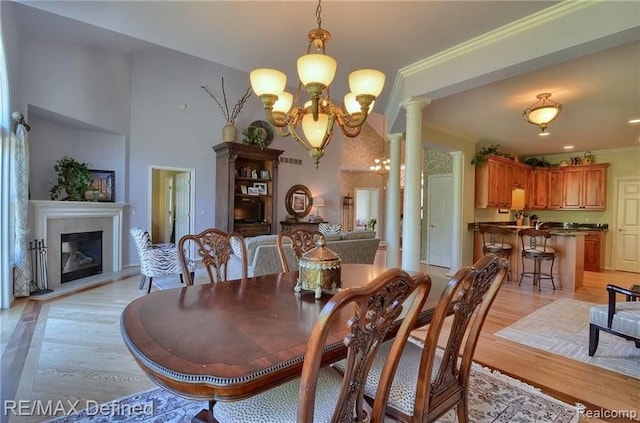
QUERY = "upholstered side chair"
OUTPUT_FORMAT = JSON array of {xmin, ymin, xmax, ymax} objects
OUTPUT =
[
  {"xmin": 178, "ymin": 228, "xmax": 247, "ymax": 284},
  {"xmin": 276, "ymin": 226, "xmax": 324, "ymax": 272},
  {"xmin": 335, "ymin": 254, "xmax": 508, "ymax": 423},
  {"xmin": 129, "ymin": 227, "xmax": 194, "ymax": 293},
  {"xmin": 213, "ymin": 268, "xmax": 432, "ymax": 422},
  {"xmin": 589, "ymin": 284, "xmax": 640, "ymax": 356}
]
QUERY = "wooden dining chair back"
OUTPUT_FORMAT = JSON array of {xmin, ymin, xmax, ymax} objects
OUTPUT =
[
  {"xmin": 178, "ymin": 228, "xmax": 247, "ymax": 284},
  {"xmin": 357, "ymin": 254, "xmax": 508, "ymax": 423},
  {"xmin": 213, "ymin": 268, "xmax": 432, "ymax": 423},
  {"xmin": 277, "ymin": 226, "xmax": 324, "ymax": 272}
]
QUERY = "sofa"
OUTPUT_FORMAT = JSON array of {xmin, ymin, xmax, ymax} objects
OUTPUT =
[{"xmin": 227, "ymin": 231, "xmax": 380, "ymax": 280}]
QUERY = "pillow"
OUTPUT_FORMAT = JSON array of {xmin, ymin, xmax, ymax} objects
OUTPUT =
[
  {"xmin": 341, "ymin": 230, "xmax": 376, "ymax": 240},
  {"xmin": 318, "ymin": 223, "xmax": 342, "ymax": 235},
  {"xmin": 229, "ymin": 236, "xmax": 244, "ymax": 258}
]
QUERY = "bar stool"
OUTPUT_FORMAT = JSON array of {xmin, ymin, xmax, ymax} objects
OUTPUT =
[
  {"xmin": 480, "ymin": 225, "xmax": 513, "ymax": 280},
  {"xmin": 518, "ymin": 228, "xmax": 556, "ymax": 291}
]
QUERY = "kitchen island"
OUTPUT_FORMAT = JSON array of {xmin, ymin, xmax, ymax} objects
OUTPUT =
[{"xmin": 470, "ymin": 222, "xmax": 607, "ymax": 291}]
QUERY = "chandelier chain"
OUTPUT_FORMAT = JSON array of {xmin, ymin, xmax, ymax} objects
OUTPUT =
[{"xmin": 316, "ymin": 0, "xmax": 323, "ymax": 29}]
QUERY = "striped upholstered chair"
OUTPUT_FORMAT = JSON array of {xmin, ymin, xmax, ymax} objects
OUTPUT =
[{"xmin": 130, "ymin": 227, "xmax": 194, "ymax": 293}]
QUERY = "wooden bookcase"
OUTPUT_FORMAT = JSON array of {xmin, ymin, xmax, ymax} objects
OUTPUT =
[{"xmin": 213, "ymin": 142, "xmax": 284, "ymax": 237}]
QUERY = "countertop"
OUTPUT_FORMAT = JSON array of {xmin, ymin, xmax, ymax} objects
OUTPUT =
[{"xmin": 469, "ymin": 221, "xmax": 608, "ymax": 235}]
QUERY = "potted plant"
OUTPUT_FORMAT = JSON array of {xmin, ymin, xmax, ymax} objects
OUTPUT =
[
  {"xmin": 471, "ymin": 144, "xmax": 500, "ymax": 166},
  {"xmin": 242, "ymin": 125, "xmax": 268, "ymax": 149},
  {"xmin": 50, "ymin": 156, "xmax": 93, "ymax": 201}
]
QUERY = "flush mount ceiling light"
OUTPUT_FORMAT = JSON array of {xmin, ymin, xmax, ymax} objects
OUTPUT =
[
  {"xmin": 523, "ymin": 93, "xmax": 562, "ymax": 134},
  {"xmin": 250, "ymin": 0, "xmax": 385, "ymax": 168}
]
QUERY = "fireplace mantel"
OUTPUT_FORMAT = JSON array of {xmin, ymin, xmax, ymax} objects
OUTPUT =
[{"xmin": 29, "ymin": 201, "xmax": 128, "ymax": 278}]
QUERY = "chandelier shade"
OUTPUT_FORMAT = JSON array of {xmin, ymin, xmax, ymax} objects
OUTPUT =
[
  {"xmin": 250, "ymin": 0, "xmax": 385, "ymax": 168},
  {"xmin": 250, "ymin": 69, "xmax": 287, "ymax": 97},
  {"xmin": 523, "ymin": 93, "xmax": 562, "ymax": 133}
]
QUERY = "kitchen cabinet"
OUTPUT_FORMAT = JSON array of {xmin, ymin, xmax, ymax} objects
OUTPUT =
[
  {"xmin": 475, "ymin": 155, "xmax": 514, "ymax": 208},
  {"xmin": 512, "ymin": 163, "xmax": 529, "ymax": 189},
  {"xmin": 213, "ymin": 142, "xmax": 284, "ymax": 237},
  {"xmin": 547, "ymin": 169, "xmax": 564, "ymax": 209},
  {"xmin": 562, "ymin": 164, "xmax": 609, "ymax": 210},
  {"xmin": 528, "ymin": 169, "xmax": 548, "ymax": 209},
  {"xmin": 584, "ymin": 231, "xmax": 604, "ymax": 271}
]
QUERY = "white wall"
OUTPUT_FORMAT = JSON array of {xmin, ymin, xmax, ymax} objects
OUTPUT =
[
  {"xmin": 29, "ymin": 115, "xmax": 125, "ymax": 201},
  {"xmin": 18, "ymin": 38, "xmax": 131, "ymax": 135}
]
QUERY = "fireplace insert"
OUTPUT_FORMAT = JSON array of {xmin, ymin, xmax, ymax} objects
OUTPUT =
[{"xmin": 60, "ymin": 231, "xmax": 103, "ymax": 283}]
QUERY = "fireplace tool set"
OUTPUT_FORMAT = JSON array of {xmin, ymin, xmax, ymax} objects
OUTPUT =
[{"xmin": 29, "ymin": 239, "xmax": 52, "ymax": 295}]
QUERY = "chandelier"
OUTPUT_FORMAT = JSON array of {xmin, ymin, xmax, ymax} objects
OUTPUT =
[
  {"xmin": 370, "ymin": 157, "xmax": 390, "ymax": 176},
  {"xmin": 523, "ymin": 93, "xmax": 562, "ymax": 135},
  {"xmin": 249, "ymin": 0, "xmax": 385, "ymax": 168}
]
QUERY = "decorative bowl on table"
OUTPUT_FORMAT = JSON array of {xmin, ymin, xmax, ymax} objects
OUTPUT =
[{"xmin": 296, "ymin": 238, "xmax": 342, "ymax": 299}]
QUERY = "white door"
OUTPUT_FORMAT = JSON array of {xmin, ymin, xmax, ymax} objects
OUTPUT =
[
  {"xmin": 174, "ymin": 172, "xmax": 191, "ymax": 247},
  {"xmin": 164, "ymin": 176, "xmax": 174, "ymax": 242},
  {"xmin": 615, "ymin": 178, "xmax": 640, "ymax": 273},
  {"xmin": 427, "ymin": 174, "xmax": 453, "ymax": 268}
]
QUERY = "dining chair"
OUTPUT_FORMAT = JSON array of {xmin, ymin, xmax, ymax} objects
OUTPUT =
[
  {"xmin": 129, "ymin": 227, "xmax": 194, "ymax": 293},
  {"xmin": 335, "ymin": 254, "xmax": 508, "ymax": 423},
  {"xmin": 213, "ymin": 268, "xmax": 432, "ymax": 422},
  {"xmin": 276, "ymin": 226, "xmax": 324, "ymax": 272},
  {"xmin": 177, "ymin": 228, "xmax": 247, "ymax": 285}
]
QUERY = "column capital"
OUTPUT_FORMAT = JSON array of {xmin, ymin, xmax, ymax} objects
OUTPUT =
[
  {"xmin": 401, "ymin": 97, "xmax": 431, "ymax": 111},
  {"xmin": 387, "ymin": 133, "xmax": 403, "ymax": 143}
]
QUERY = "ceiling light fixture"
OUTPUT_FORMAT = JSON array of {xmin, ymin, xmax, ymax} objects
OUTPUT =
[
  {"xmin": 523, "ymin": 93, "xmax": 562, "ymax": 134},
  {"xmin": 629, "ymin": 118, "xmax": 640, "ymax": 124},
  {"xmin": 370, "ymin": 157, "xmax": 390, "ymax": 176},
  {"xmin": 249, "ymin": 0, "xmax": 385, "ymax": 168}
]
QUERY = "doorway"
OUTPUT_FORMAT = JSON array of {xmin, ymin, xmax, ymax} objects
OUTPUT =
[
  {"xmin": 614, "ymin": 177, "xmax": 640, "ymax": 273},
  {"xmin": 149, "ymin": 166, "xmax": 195, "ymax": 246},
  {"xmin": 426, "ymin": 174, "xmax": 453, "ymax": 268},
  {"xmin": 355, "ymin": 188, "xmax": 380, "ymax": 233}
]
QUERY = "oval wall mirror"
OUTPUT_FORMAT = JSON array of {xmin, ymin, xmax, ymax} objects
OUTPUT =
[{"xmin": 285, "ymin": 185, "xmax": 313, "ymax": 219}]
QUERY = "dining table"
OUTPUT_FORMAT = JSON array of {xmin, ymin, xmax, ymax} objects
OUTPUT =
[{"xmin": 120, "ymin": 263, "xmax": 444, "ymax": 422}]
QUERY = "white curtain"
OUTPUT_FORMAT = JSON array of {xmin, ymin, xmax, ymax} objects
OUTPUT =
[{"xmin": 12, "ymin": 123, "xmax": 30, "ymax": 297}]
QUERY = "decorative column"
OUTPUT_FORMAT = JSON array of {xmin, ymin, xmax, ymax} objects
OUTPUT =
[
  {"xmin": 385, "ymin": 133, "xmax": 403, "ymax": 268},
  {"xmin": 449, "ymin": 151, "xmax": 463, "ymax": 275},
  {"xmin": 401, "ymin": 97, "xmax": 430, "ymax": 272}
]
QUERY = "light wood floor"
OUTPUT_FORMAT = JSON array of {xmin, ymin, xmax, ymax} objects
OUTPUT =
[{"xmin": 1, "ymin": 264, "xmax": 638, "ymax": 422}]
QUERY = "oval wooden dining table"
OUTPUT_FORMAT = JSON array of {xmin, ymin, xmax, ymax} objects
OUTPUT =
[{"xmin": 120, "ymin": 263, "xmax": 442, "ymax": 422}]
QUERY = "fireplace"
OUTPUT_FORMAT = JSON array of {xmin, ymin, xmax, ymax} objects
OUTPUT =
[{"xmin": 60, "ymin": 231, "xmax": 103, "ymax": 283}]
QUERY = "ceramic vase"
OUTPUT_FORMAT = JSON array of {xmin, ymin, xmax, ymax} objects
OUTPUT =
[{"xmin": 222, "ymin": 124, "xmax": 238, "ymax": 142}]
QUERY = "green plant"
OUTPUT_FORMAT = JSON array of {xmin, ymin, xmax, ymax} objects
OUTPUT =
[
  {"xmin": 523, "ymin": 156, "xmax": 552, "ymax": 169},
  {"xmin": 242, "ymin": 126, "xmax": 268, "ymax": 149},
  {"xmin": 50, "ymin": 156, "xmax": 93, "ymax": 201},
  {"xmin": 471, "ymin": 144, "xmax": 500, "ymax": 166}
]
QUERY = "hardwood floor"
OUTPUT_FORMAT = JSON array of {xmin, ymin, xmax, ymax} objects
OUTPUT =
[{"xmin": 1, "ymin": 265, "xmax": 638, "ymax": 422}]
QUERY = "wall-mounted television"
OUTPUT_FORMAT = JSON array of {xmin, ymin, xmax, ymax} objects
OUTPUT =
[{"xmin": 234, "ymin": 198, "xmax": 264, "ymax": 223}]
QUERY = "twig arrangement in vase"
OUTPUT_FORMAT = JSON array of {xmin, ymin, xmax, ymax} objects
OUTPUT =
[{"xmin": 201, "ymin": 77, "xmax": 252, "ymax": 142}]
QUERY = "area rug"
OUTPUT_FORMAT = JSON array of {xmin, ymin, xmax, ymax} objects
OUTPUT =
[
  {"xmin": 496, "ymin": 298, "xmax": 640, "ymax": 379},
  {"xmin": 46, "ymin": 359, "xmax": 580, "ymax": 422}
]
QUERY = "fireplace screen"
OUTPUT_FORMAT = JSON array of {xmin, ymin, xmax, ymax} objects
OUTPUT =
[{"xmin": 60, "ymin": 231, "xmax": 103, "ymax": 283}]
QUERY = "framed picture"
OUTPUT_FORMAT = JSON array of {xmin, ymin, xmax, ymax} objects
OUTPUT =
[
  {"xmin": 85, "ymin": 170, "xmax": 115, "ymax": 202},
  {"xmin": 260, "ymin": 170, "xmax": 270, "ymax": 180},
  {"xmin": 292, "ymin": 192, "xmax": 307, "ymax": 213},
  {"xmin": 253, "ymin": 182, "xmax": 267, "ymax": 195},
  {"xmin": 247, "ymin": 187, "xmax": 260, "ymax": 196},
  {"xmin": 240, "ymin": 185, "xmax": 248, "ymax": 194}
]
